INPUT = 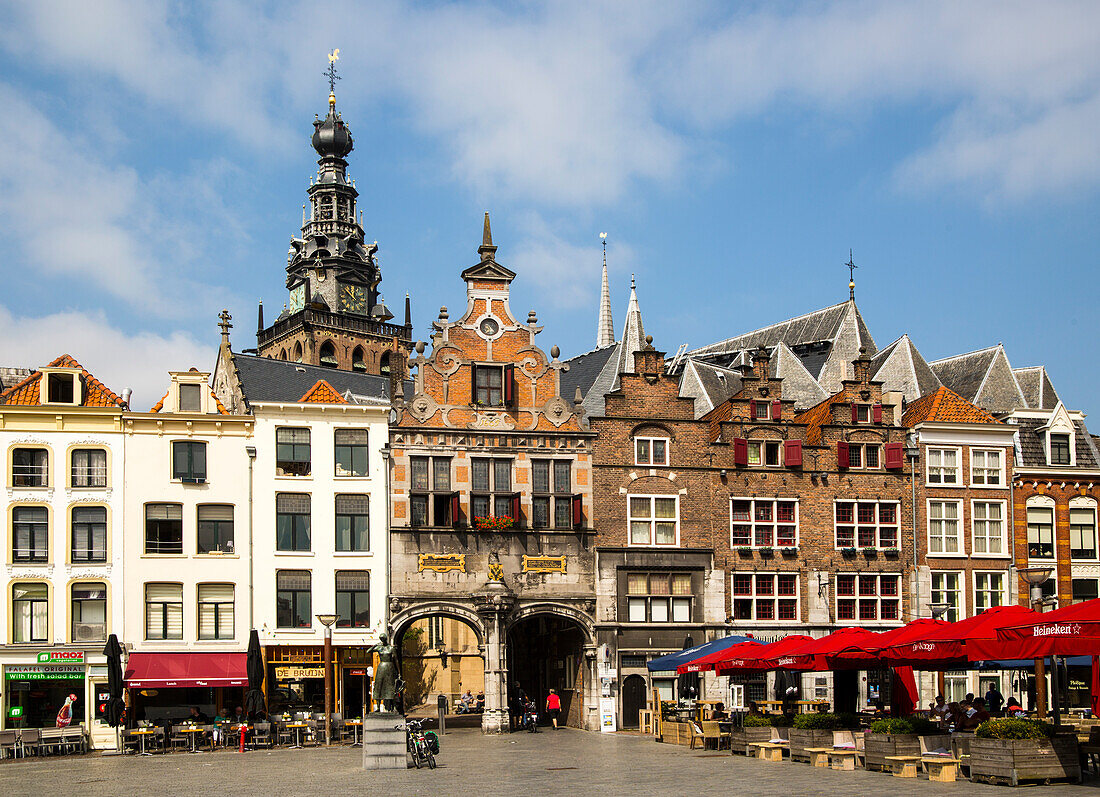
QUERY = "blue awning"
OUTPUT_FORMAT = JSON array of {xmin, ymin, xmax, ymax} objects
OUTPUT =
[
  {"xmin": 970, "ymin": 657, "xmax": 1091, "ymax": 670},
  {"xmin": 646, "ymin": 635, "xmax": 759, "ymax": 672}
]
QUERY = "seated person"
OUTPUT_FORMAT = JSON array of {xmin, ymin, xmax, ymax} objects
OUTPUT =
[
  {"xmin": 958, "ymin": 698, "xmax": 990, "ymax": 731},
  {"xmin": 231, "ymin": 705, "xmax": 247, "ymax": 724},
  {"xmin": 213, "ymin": 707, "xmax": 228, "ymax": 743},
  {"xmin": 872, "ymin": 701, "xmax": 889, "ymax": 718},
  {"xmin": 710, "ymin": 702, "xmax": 727, "ymax": 720},
  {"xmin": 188, "ymin": 706, "xmax": 210, "ymax": 725},
  {"xmin": 745, "ymin": 700, "xmax": 763, "ymax": 717},
  {"xmin": 1004, "ymin": 697, "xmax": 1027, "ymax": 718},
  {"xmin": 928, "ymin": 694, "xmax": 949, "ymax": 722}
]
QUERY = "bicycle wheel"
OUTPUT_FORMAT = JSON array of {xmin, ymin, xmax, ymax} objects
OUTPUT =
[
  {"xmin": 426, "ymin": 750, "xmax": 436, "ymax": 769},
  {"xmin": 413, "ymin": 742, "xmax": 423, "ymax": 769}
]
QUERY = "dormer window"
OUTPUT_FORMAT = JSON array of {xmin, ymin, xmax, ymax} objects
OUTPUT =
[
  {"xmin": 754, "ymin": 401, "xmax": 770, "ymax": 420},
  {"xmin": 48, "ymin": 373, "xmax": 74, "ymax": 403},
  {"xmin": 1050, "ymin": 433, "xmax": 1071, "ymax": 466},
  {"xmin": 178, "ymin": 383, "xmax": 202, "ymax": 412},
  {"xmin": 635, "ymin": 437, "xmax": 668, "ymax": 466}
]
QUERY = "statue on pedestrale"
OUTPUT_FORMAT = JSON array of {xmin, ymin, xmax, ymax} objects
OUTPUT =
[{"xmin": 368, "ymin": 631, "xmax": 403, "ymax": 713}]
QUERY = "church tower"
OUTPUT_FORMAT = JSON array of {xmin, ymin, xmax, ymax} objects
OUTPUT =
[{"xmin": 256, "ymin": 53, "xmax": 412, "ymax": 376}]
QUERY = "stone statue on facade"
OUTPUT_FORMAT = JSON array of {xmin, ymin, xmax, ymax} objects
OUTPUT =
[{"xmin": 368, "ymin": 631, "xmax": 402, "ymax": 713}]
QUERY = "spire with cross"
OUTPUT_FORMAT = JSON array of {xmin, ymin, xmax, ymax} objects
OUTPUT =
[
  {"xmin": 325, "ymin": 49, "xmax": 341, "ymax": 99},
  {"xmin": 846, "ymin": 249, "xmax": 857, "ymax": 300},
  {"xmin": 218, "ymin": 309, "xmax": 233, "ymax": 347}
]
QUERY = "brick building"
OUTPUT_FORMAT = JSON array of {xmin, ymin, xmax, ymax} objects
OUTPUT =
[{"xmin": 388, "ymin": 217, "xmax": 599, "ymax": 733}]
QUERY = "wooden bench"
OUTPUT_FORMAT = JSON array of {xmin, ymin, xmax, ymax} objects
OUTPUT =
[
  {"xmin": 923, "ymin": 756, "xmax": 962, "ymax": 783},
  {"xmin": 829, "ymin": 749, "xmax": 860, "ymax": 771},
  {"xmin": 750, "ymin": 742, "xmax": 786, "ymax": 762},
  {"xmin": 805, "ymin": 747, "xmax": 831, "ymax": 768},
  {"xmin": 885, "ymin": 755, "xmax": 921, "ymax": 778}
]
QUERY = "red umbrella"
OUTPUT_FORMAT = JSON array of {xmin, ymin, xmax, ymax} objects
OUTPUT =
[
  {"xmin": 822, "ymin": 618, "xmax": 947, "ymax": 670},
  {"xmin": 967, "ymin": 597, "xmax": 1100, "ymax": 660},
  {"xmin": 890, "ymin": 666, "xmax": 919, "ymax": 716},
  {"xmin": 713, "ymin": 635, "xmax": 814, "ymax": 676},
  {"xmin": 677, "ymin": 640, "xmax": 762, "ymax": 674},
  {"xmin": 765, "ymin": 627, "xmax": 880, "ymax": 671},
  {"xmin": 883, "ymin": 605, "xmax": 1036, "ymax": 668}
]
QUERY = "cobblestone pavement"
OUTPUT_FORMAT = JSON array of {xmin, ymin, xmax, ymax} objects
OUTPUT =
[{"xmin": 2, "ymin": 729, "xmax": 1097, "ymax": 797}]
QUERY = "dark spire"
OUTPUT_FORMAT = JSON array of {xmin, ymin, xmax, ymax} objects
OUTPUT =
[
  {"xmin": 846, "ymin": 249, "xmax": 857, "ymax": 301},
  {"xmin": 256, "ymin": 300, "xmax": 264, "ymax": 335},
  {"xmin": 478, "ymin": 211, "xmax": 498, "ymax": 261},
  {"xmin": 404, "ymin": 292, "xmax": 412, "ymax": 328}
]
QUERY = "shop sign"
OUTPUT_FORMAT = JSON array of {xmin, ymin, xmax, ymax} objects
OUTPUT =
[
  {"xmin": 599, "ymin": 697, "xmax": 617, "ymax": 733},
  {"xmin": 37, "ymin": 650, "xmax": 85, "ymax": 664},
  {"xmin": 5, "ymin": 665, "xmax": 85, "ymax": 681},
  {"xmin": 275, "ymin": 666, "xmax": 325, "ymax": 680},
  {"xmin": 8, "ymin": 706, "xmax": 23, "ymax": 718},
  {"xmin": 418, "ymin": 553, "xmax": 465, "ymax": 573},
  {"xmin": 521, "ymin": 555, "xmax": 566, "ymax": 574}
]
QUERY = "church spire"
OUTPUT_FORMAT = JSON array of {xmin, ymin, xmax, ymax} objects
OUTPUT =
[
  {"xmin": 597, "ymin": 232, "xmax": 614, "ymax": 348},
  {"xmin": 478, "ymin": 211, "xmax": 497, "ymax": 261},
  {"xmin": 614, "ymin": 274, "xmax": 646, "ymax": 378}
]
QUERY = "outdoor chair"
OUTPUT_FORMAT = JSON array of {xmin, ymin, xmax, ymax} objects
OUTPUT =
[
  {"xmin": 1081, "ymin": 727, "xmax": 1100, "ymax": 774},
  {"xmin": 688, "ymin": 721, "xmax": 707, "ymax": 750},
  {"xmin": 701, "ymin": 721, "xmax": 730, "ymax": 750},
  {"xmin": 950, "ymin": 734, "xmax": 973, "ymax": 773},
  {"xmin": 168, "ymin": 725, "xmax": 189, "ymax": 752},
  {"xmin": 153, "ymin": 726, "xmax": 167, "ymax": 753},
  {"xmin": 0, "ymin": 729, "xmax": 19, "ymax": 759},
  {"xmin": 275, "ymin": 720, "xmax": 294, "ymax": 747},
  {"xmin": 252, "ymin": 722, "xmax": 273, "ymax": 749},
  {"xmin": 121, "ymin": 729, "xmax": 140, "ymax": 755},
  {"xmin": 305, "ymin": 719, "xmax": 320, "ymax": 746},
  {"xmin": 62, "ymin": 725, "xmax": 86, "ymax": 754},
  {"xmin": 19, "ymin": 728, "xmax": 40, "ymax": 757},
  {"xmin": 38, "ymin": 728, "xmax": 65, "ymax": 755}
]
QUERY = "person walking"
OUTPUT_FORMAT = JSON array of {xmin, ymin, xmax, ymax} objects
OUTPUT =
[
  {"xmin": 546, "ymin": 689, "xmax": 562, "ymax": 730},
  {"xmin": 984, "ymin": 684, "xmax": 1005, "ymax": 716}
]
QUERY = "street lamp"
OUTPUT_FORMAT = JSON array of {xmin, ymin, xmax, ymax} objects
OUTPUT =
[
  {"xmin": 929, "ymin": 602, "xmax": 951, "ymax": 696},
  {"xmin": 437, "ymin": 644, "xmax": 449, "ymax": 668},
  {"xmin": 316, "ymin": 614, "xmax": 340, "ymax": 745},
  {"xmin": 1018, "ymin": 567, "xmax": 1053, "ymax": 720}
]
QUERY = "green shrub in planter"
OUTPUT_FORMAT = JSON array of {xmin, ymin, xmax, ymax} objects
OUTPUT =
[
  {"xmin": 975, "ymin": 718, "xmax": 1055, "ymax": 740},
  {"xmin": 870, "ymin": 716, "xmax": 939, "ymax": 735},
  {"xmin": 793, "ymin": 712, "xmax": 838, "ymax": 730},
  {"xmin": 742, "ymin": 715, "xmax": 773, "ymax": 728}
]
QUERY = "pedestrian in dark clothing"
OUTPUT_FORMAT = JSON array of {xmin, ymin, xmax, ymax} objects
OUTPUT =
[{"xmin": 984, "ymin": 685, "xmax": 1004, "ymax": 715}]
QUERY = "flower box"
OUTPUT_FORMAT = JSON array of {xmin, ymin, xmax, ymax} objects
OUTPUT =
[
  {"xmin": 883, "ymin": 548, "xmax": 900, "ymax": 558},
  {"xmin": 969, "ymin": 736, "xmax": 1081, "ymax": 786},
  {"xmin": 780, "ymin": 547, "xmax": 798, "ymax": 556},
  {"xmin": 864, "ymin": 733, "xmax": 922, "ymax": 771},
  {"xmin": 736, "ymin": 546, "xmax": 753, "ymax": 556},
  {"xmin": 840, "ymin": 547, "xmax": 857, "ymax": 558},
  {"xmin": 861, "ymin": 547, "xmax": 878, "ymax": 558},
  {"xmin": 758, "ymin": 546, "xmax": 774, "ymax": 558},
  {"xmin": 731, "ymin": 725, "xmax": 787, "ymax": 755},
  {"xmin": 789, "ymin": 728, "xmax": 836, "ymax": 762},
  {"xmin": 473, "ymin": 516, "xmax": 514, "ymax": 531}
]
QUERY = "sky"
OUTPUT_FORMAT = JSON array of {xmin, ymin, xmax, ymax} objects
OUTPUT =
[{"xmin": 0, "ymin": 0, "xmax": 1097, "ymax": 415}]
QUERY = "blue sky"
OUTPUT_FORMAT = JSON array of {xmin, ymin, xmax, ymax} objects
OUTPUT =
[{"xmin": 0, "ymin": 1, "xmax": 1098, "ymax": 415}]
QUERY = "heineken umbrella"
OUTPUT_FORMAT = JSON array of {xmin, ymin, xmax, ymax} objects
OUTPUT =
[
  {"xmin": 102, "ymin": 634, "xmax": 125, "ymax": 728},
  {"xmin": 244, "ymin": 629, "xmax": 266, "ymax": 717},
  {"xmin": 677, "ymin": 636, "xmax": 699, "ymax": 699}
]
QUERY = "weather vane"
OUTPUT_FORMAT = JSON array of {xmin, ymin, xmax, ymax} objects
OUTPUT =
[
  {"xmin": 325, "ymin": 49, "xmax": 341, "ymax": 94},
  {"xmin": 846, "ymin": 249, "xmax": 857, "ymax": 299}
]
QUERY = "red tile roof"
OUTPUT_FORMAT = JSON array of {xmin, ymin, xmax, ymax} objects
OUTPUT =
[
  {"xmin": 902, "ymin": 386, "xmax": 999, "ymax": 426},
  {"xmin": 793, "ymin": 392, "xmax": 846, "ymax": 446},
  {"xmin": 0, "ymin": 355, "xmax": 126, "ymax": 408},
  {"xmin": 299, "ymin": 379, "xmax": 348, "ymax": 404},
  {"xmin": 148, "ymin": 386, "xmax": 229, "ymax": 415}
]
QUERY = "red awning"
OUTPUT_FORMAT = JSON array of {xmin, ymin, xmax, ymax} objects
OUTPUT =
[
  {"xmin": 714, "ymin": 635, "xmax": 815, "ymax": 675},
  {"xmin": 822, "ymin": 618, "xmax": 947, "ymax": 669},
  {"xmin": 767, "ymin": 627, "xmax": 881, "ymax": 671},
  {"xmin": 125, "ymin": 652, "xmax": 248, "ymax": 688},
  {"xmin": 677, "ymin": 641, "xmax": 763, "ymax": 674},
  {"xmin": 968, "ymin": 597, "xmax": 1100, "ymax": 659},
  {"xmin": 882, "ymin": 605, "xmax": 1036, "ymax": 668}
]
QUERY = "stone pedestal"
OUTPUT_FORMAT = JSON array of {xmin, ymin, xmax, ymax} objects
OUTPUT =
[{"xmin": 362, "ymin": 713, "xmax": 407, "ymax": 770}]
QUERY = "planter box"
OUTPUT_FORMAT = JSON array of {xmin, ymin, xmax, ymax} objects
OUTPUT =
[
  {"xmin": 789, "ymin": 728, "xmax": 836, "ymax": 762},
  {"xmin": 969, "ymin": 735, "xmax": 1081, "ymax": 786},
  {"xmin": 659, "ymin": 721, "xmax": 693, "ymax": 746},
  {"xmin": 731, "ymin": 726, "xmax": 783, "ymax": 755},
  {"xmin": 864, "ymin": 734, "xmax": 921, "ymax": 771}
]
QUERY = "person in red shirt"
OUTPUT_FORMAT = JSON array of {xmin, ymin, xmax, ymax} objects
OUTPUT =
[{"xmin": 546, "ymin": 689, "xmax": 562, "ymax": 729}]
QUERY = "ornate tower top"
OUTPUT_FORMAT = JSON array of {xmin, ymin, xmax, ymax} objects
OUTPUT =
[{"xmin": 596, "ymin": 232, "xmax": 614, "ymax": 349}]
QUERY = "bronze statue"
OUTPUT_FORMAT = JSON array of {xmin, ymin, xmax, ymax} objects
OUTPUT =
[{"xmin": 368, "ymin": 631, "xmax": 401, "ymax": 713}]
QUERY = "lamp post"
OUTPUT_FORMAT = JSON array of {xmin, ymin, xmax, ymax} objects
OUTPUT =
[
  {"xmin": 1018, "ymin": 567, "xmax": 1053, "ymax": 719},
  {"xmin": 316, "ymin": 614, "xmax": 340, "ymax": 745},
  {"xmin": 930, "ymin": 602, "xmax": 950, "ymax": 698}
]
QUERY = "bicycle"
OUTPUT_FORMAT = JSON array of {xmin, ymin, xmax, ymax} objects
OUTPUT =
[{"xmin": 403, "ymin": 718, "xmax": 436, "ymax": 769}]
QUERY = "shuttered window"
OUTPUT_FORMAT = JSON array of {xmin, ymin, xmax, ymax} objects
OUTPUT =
[
  {"xmin": 198, "ymin": 583, "xmax": 234, "ymax": 640},
  {"xmin": 145, "ymin": 583, "xmax": 183, "ymax": 640}
]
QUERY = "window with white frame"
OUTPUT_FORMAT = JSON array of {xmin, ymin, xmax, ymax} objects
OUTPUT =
[
  {"xmin": 628, "ymin": 495, "xmax": 678, "ymax": 546},
  {"xmin": 197, "ymin": 584, "xmax": 234, "ymax": 640},
  {"xmin": 927, "ymin": 448, "xmax": 960, "ymax": 485},
  {"xmin": 834, "ymin": 501, "xmax": 899, "ymax": 549},
  {"xmin": 836, "ymin": 573, "xmax": 899, "ymax": 621},
  {"xmin": 731, "ymin": 498, "xmax": 798, "ymax": 548},
  {"xmin": 731, "ymin": 573, "xmax": 799, "ymax": 622},
  {"xmin": 928, "ymin": 500, "xmax": 962, "ymax": 555},
  {"xmin": 12, "ymin": 447, "xmax": 48, "ymax": 487},
  {"xmin": 931, "ymin": 571, "xmax": 963, "ymax": 622},
  {"xmin": 847, "ymin": 443, "xmax": 881, "ymax": 469},
  {"xmin": 70, "ymin": 448, "xmax": 107, "ymax": 488},
  {"xmin": 13, "ymin": 506, "xmax": 49, "ymax": 562},
  {"xmin": 974, "ymin": 572, "xmax": 1006, "ymax": 613},
  {"xmin": 145, "ymin": 583, "xmax": 183, "ymax": 640},
  {"xmin": 12, "ymin": 582, "xmax": 48, "ymax": 643},
  {"xmin": 1026, "ymin": 504, "xmax": 1055, "ymax": 559},
  {"xmin": 972, "ymin": 501, "xmax": 1006, "ymax": 556},
  {"xmin": 970, "ymin": 449, "xmax": 1003, "ymax": 486},
  {"xmin": 634, "ymin": 437, "xmax": 669, "ymax": 466},
  {"xmin": 1049, "ymin": 433, "xmax": 1072, "ymax": 466},
  {"xmin": 746, "ymin": 440, "xmax": 783, "ymax": 467},
  {"xmin": 1070, "ymin": 504, "xmax": 1098, "ymax": 560},
  {"xmin": 625, "ymin": 573, "xmax": 692, "ymax": 622}
]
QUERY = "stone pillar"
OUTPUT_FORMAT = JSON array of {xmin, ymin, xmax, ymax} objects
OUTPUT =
[{"xmin": 473, "ymin": 581, "xmax": 515, "ymax": 734}]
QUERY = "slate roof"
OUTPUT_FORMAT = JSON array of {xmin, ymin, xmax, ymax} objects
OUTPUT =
[
  {"xmin": 870, "ymin": 335, "xmax": 942, "ymax": 404},
  {"xmin": 930, "ymin": 344, "xmax": 1024, "ymax": 415},
  {"xmin": 561, "ymin": 343, "xmax": 620, "ymax": 417},
  {"xmin": 1013, "ymin": 366, "xmax": 1060, "ymax": 410},
  {"xmin": 0, "ymin": 355, "xmax": 126, "ymax": 408},
  {"xmin": 771, "ymin": 342, "xmax": 830, "ymax": 409},
  {"xmin": 902, "ymin": 386, "xmax": 998, "ymax": 427},
  {"xmin": 1013, "ymin": 416, "xmax": 1100, "ymax": 469},
  {"xmin": 794, "ymin": 392, "xmax": 847, "ymax": 446},
  {"xmin": 679, "ymin": 359, "xmax": 743, "ymax": 418},
  {"xmin": 231, "ymin": 352, "xmax": 403, "ymax": 404}
]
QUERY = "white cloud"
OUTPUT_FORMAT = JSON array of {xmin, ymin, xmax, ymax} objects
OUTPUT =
[{"xmin": 0, "ymin": 306, "xmax": 216, "ymax": 412}]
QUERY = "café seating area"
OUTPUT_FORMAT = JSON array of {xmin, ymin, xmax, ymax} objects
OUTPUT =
[
  {"xmin": 0, "ymin": 725, "xmax": 88, "ymax": 758},
  {"xmin": 117, "ymin": 713, "xmax": 362, "ymax": 755}
]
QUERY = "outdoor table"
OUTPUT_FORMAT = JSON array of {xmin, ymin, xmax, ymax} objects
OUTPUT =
[
  {"xmin": 750, "ymin": 742, "xmax": 785, "ymax": 763},
  {"xmin": 180, "ymin": 725, "xmax": 204, "ymax": 753},
  {"xmin": 286, "ymin": 722, "xmax": 308, "ymax": 749},
  {"xmin": 345, "ymin": 718, "xmax": 362, "ymax": 747},
  {"xmin": 828, "ymin": 749, "xmax": 860, "ymax": 771},
  {"xmin": 132, "ymin": 728, "xmax": 157, "ymax": 756},
  {"xmin": 805, "ymin": 747, "xmax": 832, "ymax": 768},
  {"xmin": 885, "ymin": 755, "xmax": 921, "ymax": 778}
]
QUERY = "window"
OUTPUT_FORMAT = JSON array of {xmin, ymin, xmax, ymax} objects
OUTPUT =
[
  {"xmin": 409, "ymin": 456, "xmax": 453, "ymax": 527},
  {"xmin": 625, "ymin": 573, "xmax": 692, "ymax": 622},
  {"xmin": 470, "ymin": 458, "xmax": 517, "ymax": 524},
  {"xmin": 71, "ymin": 506, "xmax": 107, "ymax": 563},
  {"xmin": 755, "ymin": 401, "xmax": 771, "ymax": 420},
  {"xmin": 12, "ymin": 583, "xmax": 48, "ymax": 642},
  {"xmin": 836, "ymin": 573, "xmax": 899, "ymax": 622},
  {"xmin": 70, "ymin": 448, "xmax": 107, "ymax": 488},
  {"xmin": 71, "ymin": 583, "xmax": 106, "ymax": 642},
  {"xmin": 531, "ymin": 459, "xmax": 573, "ymax": 529},
  {"xmin": 927, "ymin": 448, "xmax": 959, "ymax": 485},
  {"xmin": 336, "ymin": 571, "xmax": 370, "ymax": 628},
  {"xmin": 276, "ymin": 570, "xmax": 311, "ymax": 628},
  {"xmin": 1049, "ymin": 433, "xmax": 1071, "ymax": 466},
  {"xmin": 855, "ymin": 404, "xmax": 872, "ymax": 423},
  {"xmin": 172, "ymin": 441, "xmax": 207, "ymax": 482},
  {"xmin": 12, "ymin": 506, "xmax": 48, "ymax": 562},
  {"xmin": 746, "ymin": 440, "xmax": 783, "ymax": 468},
  {"xmin": 319, "ymin": 341, "xmax": 337, "ymax": 368},
  {"xmin": 198, "ymin": 584, "xmax": 234, "ymax": 640},
  {"xmin": 971, "ymin": 501, "xmax": 1005, "ymax": 556},
  {"xmin": 975, "ymin": 572, "xmax": 1006, "ymax": 613},
  {"xmin": 336, "ymin": 495, "xmax": 369, "ymax": 551},
  {"xmin": 1070, "ymin": 506, "xmax": 1098, "ymax": 560},
  {"xmin": 145, "ymin": 583, "xmax": 183, "ymax": 640},
  {"xmin": 731, "ymin": 498, "xmax": 798, "ymax": 548},
  {"xmin": 635, "ymin": 437, "xmax": 668, "ymax": 466},
  {"xmin": 275, "ymin": 427, "xmax": 311, "ymax": 476},
  {"xmin": 834, "ymin": 501, "xmax": 898, "ymax": 549},
  {"xmin": 351, "ymin": 347, "xmax": 367, "ymax": 372},
  {"xmin": 47, "ymin": 372, "xmax": 76, "ymax": 403},
  {"xmin": 474, "ymin": 365, "xmax": 503, "ymax": 407},
  {"xmin": 276, "ymin": 493, "xmax": 311, "ymax": 551},
  {"xmin": 178, "ymin": 383, "xmax": 202, "ymax": 412},
  {"xmin": 847, "ymin": 443, "xmax": 880, "ymax": 469},
  {"xmin": 12, "ymin": 447, "xmax": 48, "ymax": 487},
  {"xmin": 628, "ymin": 495, "xmax": 678, "ymax": 546},
  {"xmin": 1072, "ymin": 578, "xmax": 1099, "ymax": 604},
  {"xmin": 197, "ymin": 505, "xmax": 234, "ymax": 554},
  {"xmin": 334, "ymin": 429, "xmax": 369, "ymax": 477},
  {"xmin": 931, "ymin": 572, "xmax": 963, "ymax": 622},
  {"xmin": 970, "ymin": 449, "xmax": 1002, "ymax": 486},
  {"xmin": 1026, "ymin": 505, "xmax": 1055, "ymax": 559},
  {"xmin": 928, "ymin": 501, "xmax": 962, "ymax": 555},
  {"xmin": 731, "ymin": 573, "xmax": 799, "ymax": 621},
  {"xmin": 145, "ymin": 503, "xmax": 183, "ymax": 554},
  {"xmin": 380, "ymin": 352, "xmax": 391, "ymax": 376}
]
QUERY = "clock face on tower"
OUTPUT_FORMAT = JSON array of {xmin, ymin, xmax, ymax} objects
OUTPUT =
[
  {"xmin": 340, "ymin": 282, "xmax": 367, "ymax": 315},
  {"xmin": 288, "ymin": 282, "xmax": 306, "ymax": 314}
]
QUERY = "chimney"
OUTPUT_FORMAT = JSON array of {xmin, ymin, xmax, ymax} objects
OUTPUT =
[
  {"xmin": 752, "ymin": 346, "xmax": 770, "ymax": 382},
  {"xmin": 853, "ymin": 346, "xmax": 872, "ymax": 383}
]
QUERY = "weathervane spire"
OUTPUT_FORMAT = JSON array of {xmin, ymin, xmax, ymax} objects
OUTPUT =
[
  {"xmin": 325, "ymin": 49, "xmax": 341, "ymax": 106},
  {"xmin": 846, "ymin": 249, "xmax": 857, "ymax": 300}
]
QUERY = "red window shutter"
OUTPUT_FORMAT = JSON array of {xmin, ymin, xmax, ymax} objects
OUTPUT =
[
  {"xmin": 851, "ymin": 403, "xmax": 859, "ymax": 424},
  {"xmin": 734, "ymin": 438, "xmax": 748, "ymax": 466},
  {"xmin": 450, "ymin": 492, "xmax": 461, "ymax": 526},
  {"xmin": 837, "ymin": 440, "xmax": 850, "ymax": 469},
  {"xmin": 784, "ymin": 440, "xmax": 802, "ymax": 468},
  {"xmin": 572, "ymin": 494, "xmax": 583, "ymax": 528},
  {"xmin": 873, "ymin": 402, "xmax": 883, "ymax": 424},
  {"xmin": 510, "ymin": 493, "xmax": 522, "ymax": 527},
  {"xmin": 503, "ymin": 364, "xmax": 515, "ymax": 407},
  {"xmin": 884, "ymin": 442, "xmax": 904, "ymax": 470},
  {"xmin": 771, "ymin": 399, "xmax": 782, "ymax": 420},
  {"xmin": 749, "ymin": 399, "xmax": 757, "ymax": 419}
]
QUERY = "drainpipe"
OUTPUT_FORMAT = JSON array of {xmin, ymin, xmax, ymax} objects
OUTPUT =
[
  {"xmin": 246, "ymin": 445, "xmax": 257, "ymax": 628},
  {"xmin": 905, "ymin": 434, "xmax": 920, "ymax": 620},
  {"xmin": 381, "ymin": 443, "xmax": 391, "ymax": 633}
]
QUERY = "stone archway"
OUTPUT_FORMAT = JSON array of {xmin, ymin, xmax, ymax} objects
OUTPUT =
[{"xmin": 390, "ymin": 602, "xmax": 486, "ymax": 715}]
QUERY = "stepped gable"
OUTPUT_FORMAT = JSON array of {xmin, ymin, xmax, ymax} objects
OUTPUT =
[
  {"xmin": 0, "ymin": 354, "xmax": 126, "ymax": 408},
  {"xmin": 1013, "ymin": 366, "xmax": 1060, "ymax": 410},
  {"xmin": 902, "ymin": 386, "xmax": 998, "ymax": 427},
  {"xmin": 870, "ymin": 334, "xmax": 942, "ymax": 404},
  {"xmin": 793, "ymin": 392, "xmax": 847, "ymax": 446},
  {"xmin": 930, "ymin": 344, "xmax": 1025, "ymax": 415},
  {"xmin": 299, "ymin": 379, "xmax": 348, "ymax": 404}
]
